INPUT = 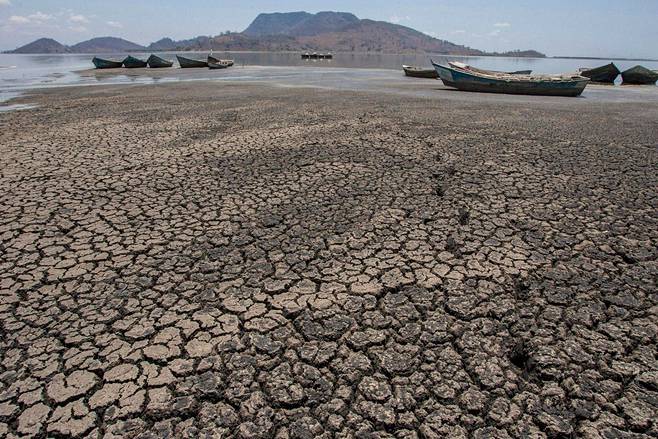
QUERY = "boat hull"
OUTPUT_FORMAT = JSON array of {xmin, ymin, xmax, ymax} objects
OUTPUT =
[
  {"xmin": 580, "ymin": 63, "xmax": 620, "ymax": 83},
  {"xmin": 403, "ymin": 65, "xmax": 439, "ymax": 79},
  {"xmin": 176, "ymin": 55, "xmax": 208, "ymax": 68},
  {"xmin": 208, "ymin": 56, "xmax": 233, "ymax": 68},
  {"xmin": 434, "ymin": 63, "xmax": 589, "ymax": 97},
  {"xmin": 92, "ymin": 57, "xmax": 123, "ymax": 69},
  {"xmin": 123, "ymin": 56, "xmax": 147, "ymax": 68},
  {"xmin": 621, "ymin": 66, "xmax": 658, "ymax": 85},
  {"xmin": 431, "ymin": 62, "xmax": 457, "ymax": 87},
  {"xmin": 147, "ymin": 55, "xmax": 173, "ymax": 68},
  {"xmin": 208, "ymin": 61, "xmax": 228, "ymax": 70}
]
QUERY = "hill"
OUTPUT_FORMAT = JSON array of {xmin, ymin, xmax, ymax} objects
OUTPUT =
[
  {"xmin": 240, "ymin": 11, "xmax": 481, "ymax": 54},
  {"xmin": 10, "ymin": 38, "xmax": 69, "ymax": 54},
  {"xmin": 69, "ymin": 37, "xmax": 145, "ymax": 53},
  {"xmin": 243, "ymin": 12, "xmax": 314, "ymax": 36},
  {"xmin": 7, "ymin": 11, "xmax": 546, "ymax": 57},
  {"xmin": 244, "ymin": 11, "xmax": 361, "ymax": 38}
]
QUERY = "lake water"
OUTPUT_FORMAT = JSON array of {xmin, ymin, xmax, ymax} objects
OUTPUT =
[{"xmin": 1, "ymin": 52, "xmax": 657, "ymax": 106}]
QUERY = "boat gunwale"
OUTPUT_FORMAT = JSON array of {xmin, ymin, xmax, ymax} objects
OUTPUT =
[{"xmin": 447, "ymin": 62, "xmax": 589, "ymax": 84}]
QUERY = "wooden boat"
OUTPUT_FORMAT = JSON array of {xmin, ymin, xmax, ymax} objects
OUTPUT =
[
  {"xmin": 578, "ymin": 63, "xmax": 620, "ymax": 83},
  {"xmin": 176, "ymin": 55, "xmax": 208, "ymax": 68},
  {"xmin": 208, "ymin": 56, "xmax": 234, "ymax": 68},
  {"xmin": 208, "ymin": 60, "xmax": 228, "ymax": 70},
  {"xmin": 432, "ymin": 62, "xmax": 589, "ymax": 97},
  {"xmin": 431, "ymin": 61, "xmax": 458, "ymax": 87},
  {"xmin": 621, "ymin": 65, "xmax": 658, "ymax": 85},
  {"xmin": 449, "ymin": 62, "xmax": 532, "ymax": 76},
  {"xmin": 123, "ymin": 56, "xmax": 147, "ymax": 68},
  {"xmin": 403, "ymin": 65, "xmax": 439, "ymax": 79},
  {"xmin": 147, "ymin": 54, "xmax": 173, "ymax": 68},
  {"xmin": 92, "ymin": 57, "xmax": 123, "ymax": 69}
]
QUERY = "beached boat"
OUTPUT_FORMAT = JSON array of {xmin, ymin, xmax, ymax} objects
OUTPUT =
[
  {"xmin": 431, "ymin": 62, "xmax": 458, "ymax": 87},
  {"xmin": 177, "ymin": 55, "xmax": 208, "ymax": 68},
  {"xmin": 208, "ymin": 56, "xmax": 234, "ymax": 68},
  {"xmin": 579, "ymin": 63, "xmax": 620, "ymax": 83},
  {"xmin": 449, "ymin": 62, "xmax": 532, "ymax": 76},
  {"xmin": 92, "ymin": 57, "xmax": 123, "ymax": 69},
  {"xmin": 147, "ymin": 54, "xmax": 173, "ymax": 68},
  {"xmin": 403, "ymin": 65, "xmax": 439, "ymax": 79},
  {"xmin": 208, "ymin": 60, "xmax": 228, "ymax": 70},
  {"xmin": 123, "ymin": 56, "xmax": 148, "ymax": 68},
  {"xmin": 621, "ymin": 65, "xmax": 658, "ymax": 85},
  {"xmin": 431, "ymin": 62, "xmax": 589, "ymax": 97}
]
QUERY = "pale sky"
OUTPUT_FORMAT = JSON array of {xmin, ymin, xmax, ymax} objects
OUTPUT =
[{"xmin": 1, "ymin": 0, "xmax": 657, "ymax": 59}]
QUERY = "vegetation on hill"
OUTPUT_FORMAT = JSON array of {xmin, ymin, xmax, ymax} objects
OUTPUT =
[{"xmin": 7, "ymin": 11, "xmax": 546, "ymax": 58}]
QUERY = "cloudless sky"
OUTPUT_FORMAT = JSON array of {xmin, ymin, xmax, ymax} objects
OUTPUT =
[{"xmin": 1, "ymin": 0, "xmax": 656, "ymax": 59}]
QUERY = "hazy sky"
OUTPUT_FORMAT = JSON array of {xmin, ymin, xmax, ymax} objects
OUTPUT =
[{"xmin": 1, "ymin": 0, "xmax": 656, "ymax": 59}]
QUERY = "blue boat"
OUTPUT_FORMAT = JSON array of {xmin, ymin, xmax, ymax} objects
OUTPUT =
[
  {"xmin": 431, "ymin": 62, "xmax": 458, "ymax": 88},
  {"xmin": 431, "ymin": 61, "xmax": 589, "ymax": 97}
]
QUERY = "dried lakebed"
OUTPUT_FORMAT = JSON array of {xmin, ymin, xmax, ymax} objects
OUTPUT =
[{"xmin": 0, "ymin": 81, "xmax": 657, "ymax": 438}]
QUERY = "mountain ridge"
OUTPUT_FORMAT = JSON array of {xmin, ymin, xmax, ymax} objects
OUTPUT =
[{"xmin": 6, "ymin": 11, "xmax": 546, "ymax": 57}]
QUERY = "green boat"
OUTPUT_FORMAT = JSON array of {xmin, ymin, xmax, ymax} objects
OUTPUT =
[
  {"xmin": 621, "ymin": 65, "xmax": 658, "ymax": 85},
  {"xmin": 579, "ymin": 63, "xmax": 620, "ymax": 84},
  {"xmin": 123, "ymin": 56, "xmax": 147, "ymax": 68},
  {"xmin": 147, "ymin": 54, "xmax": 173, "ymax": 68},
  {"xmin": 92, "ymin": 57, "xmax": 123, "ymax": 69},
  {"xmin": 177, "ymin": 55, "xmax": 208, "ymax": 68},
  {"xmin": 432, "ymin": 61, "xmax": 589, "ymax": 97}
]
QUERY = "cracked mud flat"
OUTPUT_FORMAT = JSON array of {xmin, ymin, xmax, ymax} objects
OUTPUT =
[{"xmin": 0, "ymin": 81, "xmax": 657, "ymax": 438}]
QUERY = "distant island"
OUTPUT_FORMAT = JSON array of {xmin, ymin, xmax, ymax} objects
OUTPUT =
[{"xmin": 6, "ymin": 11, "xmax": 546, "ymax": 58}]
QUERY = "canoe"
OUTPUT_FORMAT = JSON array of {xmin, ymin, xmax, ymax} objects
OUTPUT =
[
  {"xmin": 432, "ymin": 62, "xmax": 589, "ymax": 97},
  {"xmin": 579, "ymin": 63, "xmax": 620, "ymax": 83},
  {"xmin": 92, "ymin": 57, "xmax": 123, "ymax": 69},
  {"xmin": 621, "ymin": 65, "xmax": 658, "ymax": 85},
  {"xmin": 449, "ymin": 62, "xmax": 532, "ymax": 76},
  {"xmin": 147, "ymin": 54, "xmax": 173, "ymax": 68},
  {"xmin": 123, "ymin": 56, "xmax": 147, "ymax": 68},
  {"xmin": 403, "ymin": 65, "xmax": 439, "ymax": 79},
  {"xmin": 177, "ymin": 55, "xmax": 208, "ymax": 68}
]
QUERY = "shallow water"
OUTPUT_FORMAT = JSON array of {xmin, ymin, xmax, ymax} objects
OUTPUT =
[{"xmin": 1, "ymin": 52, "xmax": 657, "ymax": 109}]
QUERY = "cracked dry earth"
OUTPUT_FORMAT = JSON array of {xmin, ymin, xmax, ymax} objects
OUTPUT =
[{"xmin": 0, "ymin": 81, "xmax": 657, "ymax": 439}]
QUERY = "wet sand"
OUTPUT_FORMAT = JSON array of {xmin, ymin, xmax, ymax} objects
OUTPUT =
[{"xmin": 0, "ymin": 79, "xmax": 657, "ymax": 438}]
